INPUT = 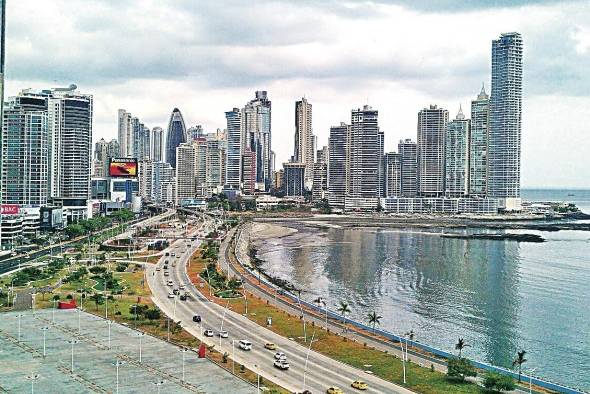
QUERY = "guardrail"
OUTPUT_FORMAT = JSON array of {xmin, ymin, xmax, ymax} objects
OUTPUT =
[{"xmin": 232, "ymin": 227, "xmax": 588, "ymax": 394}]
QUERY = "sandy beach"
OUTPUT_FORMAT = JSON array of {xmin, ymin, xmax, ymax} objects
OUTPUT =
[{"xmin": 249, "ymin": 222, "xmax": 298, "ymax": 240}]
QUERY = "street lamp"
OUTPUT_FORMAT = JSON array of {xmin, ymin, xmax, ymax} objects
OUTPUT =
[
  {"xmin": 15, "ymin": 313, "xmax": 23, "ymax": 340},
  {"xmin": 113, "ymin": 359, "xmax": 125, "ymax": 394},
  {"xmin": 302, "ymin": 330, "xmax": 316, "ymax": 393},
  {"xmin": 180, "ymin": 347, "xmax": 189, "ymax": 383},
  {"xmin": 528, "ymin": 368, "xmax": 537, "ymax": 394},
  {"xmin": 77, "ymin": 307, "xmax": 82, "ymax": 334},
  {"xmin": 40, "ymin": 326, "xmax": 49, "ymax": 357},
  {"xmin": 137, "ymin": 332, "xmax": 145, "ymax": 362},
  {"xmin": 25, "ymin": 372, "xmax": 39, "ymax": 394},
  {"xmin": 52, "ymin": 298, "xmax": 58, "ymax": 323},
  {"xmin": 231, "ymin": 340, "xmax": 236, "ymax": 375},
  {"xmin": 152, "ymin": 379, "xmax": 165, "ymax": 394},
  {"xmin": 106, "ymin": 320, "xmax": 113, "ymax": 349},
  {"xmin": 254, "ymin": 364, "xmax": 260, "ymax": 394},
  {"xmin": 67, "ymin": 339, "xmax": 79, "ymax": 373}
]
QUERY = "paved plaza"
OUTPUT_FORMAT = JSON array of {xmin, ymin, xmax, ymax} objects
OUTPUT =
[{"xmin": 0, "ymin": 309, "xmax": 253, "ymax": 393}]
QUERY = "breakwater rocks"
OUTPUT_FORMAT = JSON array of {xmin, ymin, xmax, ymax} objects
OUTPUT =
[{"xmin": 441, "ymin": 233, "xmax": 545, "ymax": 242}]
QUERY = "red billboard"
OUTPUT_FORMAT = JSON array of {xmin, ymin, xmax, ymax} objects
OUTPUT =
[
  {"xmin": 109, "ymin": 158, "xmax": 138, "ymax": 177},
  {"xmin": 1, "ymin": 204, "xmax": 20, "ymax": 215}
]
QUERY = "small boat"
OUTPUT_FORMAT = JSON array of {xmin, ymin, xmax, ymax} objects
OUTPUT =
[{"xmin": 568, "ymin": 193, "xmax": 575, "ymax": 196}]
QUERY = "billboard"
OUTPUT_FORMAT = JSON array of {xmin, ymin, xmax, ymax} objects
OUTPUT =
[
  {"xmin": 1, "ymin": 204, "xmax": 19, "ymax": 215},
  {"xmin": 109, "ymin": 158, "xmax": 138, "ymax": 177}
]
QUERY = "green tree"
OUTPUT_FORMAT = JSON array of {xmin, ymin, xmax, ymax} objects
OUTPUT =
[
  {"xmin": 483, "ymin": 372, "xmax": 515, "ymax": 392},
  {"xmin": 90, "ymin": 293, "xmax": 104, "ymax": 310},
  {"xmin": 446, "ymin": 357, "xmax": 477, "ymax": 382},
  {"xmin": 366, "ymin": 311, "xmax": 382, "ymax": 334},
  {"xmin": 512, "ymin": 350, "xmax": 527, "ymax": 382},
  {"xmin": 337, "ymin": 301, "xmax": 351, "ymax": 330},
  {"xmin": 144, "ymin": 308, "xmax": 161, "ymax": 320},
  {"xmin": 455, "ymin": 338, "xmax": 470, "ymax": 358}
]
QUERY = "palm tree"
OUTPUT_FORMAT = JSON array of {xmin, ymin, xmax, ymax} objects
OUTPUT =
[
  {"xmin": 367, "ymin": 311, "xmax": 382, "ymax": 334},
  {"xmin": 455, "ymin": 338, "xmax": 470, "ymax": 358},
  {"xmin": 512, "ymin": 350, "xmax": 528, "ymax": 382},
  {"xmin": 337, "ymin": 301, "xmax": 351, "ymax": 331}
]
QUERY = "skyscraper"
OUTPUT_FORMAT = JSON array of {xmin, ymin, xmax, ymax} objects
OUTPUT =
[
  {"xmin": 445, "ymin": 107, "xmax": 470, "ymax": 197},
  {"xmin": 93, "ymin": 138, "xmax": 119, "ymax": 177},
  {"xmin": 470, "ymin": 84, "xmax": 490, "ymax": 197},
  {"xmin": 398, "ymin": 139, "xmax": 418, "ymax": 197},
  {"xmin": 488, "ymin": 32, "xmax": 523, "ymax": 208},
  {"xmin": 46, "ymin": 85, "xmax": 93, "ymax": 221},
  {"xmin": 312, "ymin": 146, "xmax": 328, "ymax": 202},
  {"xmin": 294, "ymin": 97, "xmax": 315, "ymax": 188},
  {"xmin": 383, "ymin": 152, "xmax": 401, "ymax": 197},
  {"xmin": 348, "ymin": 105, "xmax": 381, "ymax": 201},
  {"xmin": 242, "ymin": 91, "xmax": 272, "ymax": 191},
  {"xmin": 328, "ymin": 123, "xmax": 350, "ymax": 209},
  {"xmin": 150, "ymin": 127, "xmax": 165, "ymax": 162},
  {"xmin": 283, "ymin": 162, "xmax": 306, "ymax": 197},
  {"xmin": 417, "ymin": 105, "xmax": 448, "ymax": 197},
  {"xmin": 224, "ymin": 108, "xmax": 242, "ymax": 190},
  {"xmin": 1, "ymin": 94, "xmax": 49, "ymax": 206},
  {"xmin": 117, "ymin": 109, "xmax": 133, "ymax": 157},
  {"xmin": 165, "ymin": 108, "xmax": 187, "ymax": 168},
  {"xmin": 175, "ymin": 142, "xmax": 197, "ymax": 205}
]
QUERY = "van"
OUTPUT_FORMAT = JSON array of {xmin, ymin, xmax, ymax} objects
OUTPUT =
[{"xmin": 238, "ymin": 340, "xmax": 252, "ymax": 351}]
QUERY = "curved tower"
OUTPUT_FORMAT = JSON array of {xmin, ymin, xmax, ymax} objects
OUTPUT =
[{"xmin": 165, "ymin": 108, "xmax": 187, "ymax": 168}]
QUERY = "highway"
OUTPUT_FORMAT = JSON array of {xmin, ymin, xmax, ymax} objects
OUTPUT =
[{"xmin": 146, "ymin": 216, "xmax": 414, "ymax": 394}]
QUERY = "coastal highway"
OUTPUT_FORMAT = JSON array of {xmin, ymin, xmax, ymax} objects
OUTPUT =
[{"xmin": 146, "ymin": 217, "xmax": 413, "ymax": 394}]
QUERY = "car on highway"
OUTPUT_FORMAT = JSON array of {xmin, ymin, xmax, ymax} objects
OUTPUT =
[
  {"xmin": 163, "ymin": 265, "xmax": 168, "ymax": 270},
  {"xmin": 218, "ymin": 330, "xmax": 229, "ymax": 338},
  {"xmin": 164, "ymin": 272, "xmax": 170, "ymax": 277},
  {"xmin": 179, "ymin": 284, "xmax": 186, "ymax": 290},
  {"xmin": 173, "ymin": 288, "xmax": 180, "ymax": 295},
  {"xmin": 273, "ymin": 360, "xmax": 289, "ymax": 370},
  {"xmin": 192, "ymin": 315, "xmax": 201, "ymax": 323},
  {"xmin": 351, "ymin": 380, "xmax": 368, "ymax": 390},
  {"xmin": 264, "ymin": 343, "xmax": 277, "ymax": 350},
  {"xmin": 167, "ymin": 280, "xmax": 174, "ymax": 286},
  {"xmin": 165, "ymin": 252, "xmax": 170, "ymax": 256},
  {"xmin": 167, "ymin": 293, "xmax": 175, "ymax": 299},
  {"xmin": 238, "ymin": 340, "xmax": 252, "ymax": 350},
  {"xmin": 204, "ymin": 329, "xmax": 214, "ymax": 337},
  {"xmin": 155, "ymin": 267, "xmax": 161, "ymax": 271},
  {"xmin": 171, "ymin": 252, "xmax": 175, "ymax": 257},
  {"xmin": 326, "ymin": 387, "xmax": 344, "ymax": 394},
  {"xmin": 274, "ymin": 352, "xmax": 287, "ymax": 361},
  {"xmin": 172, "ymin": 262, "xmax": 176, "ymax": 267}
]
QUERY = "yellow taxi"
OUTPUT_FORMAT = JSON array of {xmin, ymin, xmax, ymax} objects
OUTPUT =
[
  {"xmin": 351, "ymin": 380, "xmax": 368, "ymax": 390},
  {"xmin": 264, "ymin": 342, "xmax": 277, "ymax": 350},
  {"xmin": 327, "ymin": 387, "xmax": 344, "ymax": 394}
]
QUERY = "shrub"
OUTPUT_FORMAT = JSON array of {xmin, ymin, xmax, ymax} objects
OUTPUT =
[
  {"xmin": 483, "ymin": 372, "xmax": 516, "ymax": 392},
  {"xmin": 447, "ymin": 357, "xmax": 477, "ymax": 381}
]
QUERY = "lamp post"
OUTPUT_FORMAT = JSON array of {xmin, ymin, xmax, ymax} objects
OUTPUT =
[
  {"xmin": 113, "ymin": 359, "xmax": 125, "ymax": 394},
  {"xmin": 25, "ymin": 372, "xmax": 39, "ymax": 394},
  {"xmin": 16, "ymin": 313, "xmax": 23, "ymax": 340},
  {"xmin": 232, "ymin": 340, "xmax": 236, "ymax": 374},
  {"xmin": 302, "ymin": 330, "xmax": 316, "ymax": 393},
  {"xmin": 167, "ymin": 317, "xmax": 170, "ymax": 342},
  {"xmin": 529, "ymin": 368, "xmax": 537, "ymax": 394},
  {"xmin": 255, "ymin": 364, "xmax": 260, "ymax": 394},
  {"xmin": 106, "ymin": 320, "xmax": 113, "ymax": 349},
  {"xmin": 52, "ymin": 298, "xmax": 57, "ymax": 323},
  {"xmin": 77, "ymin": 307, "xmax": 82, "ymax": 334},
  {"xmin": 68, "ymin": 339, "xmax": 79, "ymax": 373},
  {"xmin": 180, "ymin": 347, "xmax": 189, "ymax": 383},
  {"xmin": 137, "ymin": 332, "xmax": 145, "ymax": 362},
  {"xmin": 219, "ymin": 299, "xmax": 230, "ymax": 347},
  {"xmin": 40, "ymin": 326, "xmax": 49, "ymax": 357}
]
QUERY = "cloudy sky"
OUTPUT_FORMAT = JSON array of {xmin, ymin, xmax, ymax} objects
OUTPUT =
[{"xmin": 4, "ymin": 0, "xmax": 590, "ymax": 188}]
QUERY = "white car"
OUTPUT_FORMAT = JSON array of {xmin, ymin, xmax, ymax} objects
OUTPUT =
[
  {"xmin": 274, "ymin": 352, "xmax": 287, "ymax": 361},
  {"xmin": 218, "ymin": 330, "xmax": 229, "ymax": 338},
  {"xmin": 164, "ymin": 272, "xmax": 170, "ymax": 277},
  {"xmin": 204, "ymin": 329, "xmax": 214, "ymax": 337},
  {"xmin": 167, "ymin": 293, "xmax": 175, "ymax": 299},
  {"xmin": 179, "ymin": 284, "xmax": 186, "ymax": 290},
  {"xmin": 155, "ymin": 267, "xmax": 161, "ymax": 271},
  {"xmin": 274, "ymin": 360, "xmax": 289, "ymax": 370},
  {"xmin": 238, "ymin": 340, "xmax": 252, "ymax": 351},
  {"xmin": 167, "ymin": 280, "xmax": 174, "ymax": 286}
]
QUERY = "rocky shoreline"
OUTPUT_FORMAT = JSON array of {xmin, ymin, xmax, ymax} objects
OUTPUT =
[{"xmin": 441, "ymin": 233, "xmax": 546, "ymax": 242}]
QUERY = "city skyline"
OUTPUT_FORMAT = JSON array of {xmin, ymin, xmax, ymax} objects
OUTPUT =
[{"xmin": 3, "ymin": 1, "xmax": 590, "ymax": 188}]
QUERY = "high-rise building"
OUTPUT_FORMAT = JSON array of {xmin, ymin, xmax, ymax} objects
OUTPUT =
[
  {"xmin": 328, "ymin": 123, "xmax": 350, "ymax": 209},
  {"xmin": 46, "ymin": 86, "xmax": 93, "ymax": 221},
  {"xmin": 294, "ymin": 97, "xmax": 315, "ymax": 188},
  {"xmin": 488, "ymin": 32, "xmax": 523, "ymax": 208},
  {"xmin": 242, "ymin": 91, "xmax": 272, "ymax": 191},
  {"xmin": 312, "ymin": 146, "xmax": 328, "ymax": 202},
  {"xmin": 187, "ymin": 125, "xmax": 204, "ymax": 141},
  {"xmin": 383, "ymin": 152, "xmax": 401, "ymax": 197},
  {"xmin": 445, "ymin": 107, "xmax": 470, "ymax": 197},
  {"xmin": 241, "ymin": 149, "xmax": 257, "ymax": 195},
  {"xmin": 224, "ymin": 108, "xmax": 242, "ymax": 190},
  {"xmin": 206, "ymin": 136, "xmax": 226, "ymax": 196},
  {"xmin": 398, "ymin": 139, "xmax": 418, "ymax": 197},
  {"xmin": 0, "ymin": 0, "xmax": 5, "ymax": 245},
  {"xmin": 417, "ymin": 105, "xmax": 448, "ymax": 197},
  {"xmin": 470, "ymin": 85, "xmax": 489, "ymax": 197},
  {"xmin": 1, "ymin": 94, "xmax": 48, "ymax": 206},
  {"xmin": 150, "ymin": 127, "xmax": 165, "ymax": 162},
  {"xmin": 348, "ymin": 105, "xmax": 381, "ymax": 203},
  {"xmin": 117, "ymin": 109, "xmax": 133, "ymax": 157},
  {"xmin": 283, "ymin": 162, "xmax": 306, "ymax": 197},
  {"xmin": 93, "ymin": 138, "xmax": 119, "ymax": 177},
  {"xmin": 139, "ymin": 160, "xmax": 174, "ymax": 204},
  {"xmin": 175, "ymin": 142, "xmax": 197, "ymax": 204},
  {"xmin": 165, "ymin": 108, "xmax": 187, "ymax": 168}
]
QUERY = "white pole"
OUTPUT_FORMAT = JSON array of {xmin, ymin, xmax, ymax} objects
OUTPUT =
[
  {"xmin": 138, "ymin": 333, "xmax": 145, "ymax": 362},
  {"xmin": 219, "ymin": 299, "xmax": 230, "ymax": 347},
  {"xmin": 232, "ymin": 340, "xmax": 235, "ymax": 375},
  {"xmin": 108, "ymin": 321, "xmax": 112, "ymax": 349},
  {"xmin": 68, "ymin": 339, "xmax": 78, "ymax": 373},
  {"xmin": 116, "ymin": 362, "xmax": 119, "ymax": 394},
  {"xmin": 52, "ymin": 299, "xmax": 56, "ymax": 323},
  {"xmin": 18, "ymin": 314, "xmax": 22, "ymax": 340},
  {"xmin": 173, "ymin": 297, "xmax": 177, "ymax": 320},
  {"xmin": 529, "ymin": 368, "xmax": 537, "ymax": 394},
  {"xmin": 41, "ymin": 327, "xmax": 49, "ymax": 357},
  {"xmin": 78, "ymin": 308, "xmax": 81, "ymax": 334},
  {"xmin": 302, "ymin": 330, "xmax": 316, "ymax": 392}
]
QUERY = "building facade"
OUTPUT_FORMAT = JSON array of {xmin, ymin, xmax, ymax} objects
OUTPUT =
[
  {"xmin": 488, "ymin": 32, "xmax": 523, "ymax": 208},
  {"xmin": 224, "ymin": 108, "xmax": 242, "ymax": 191},
  {"xmin": 283, "ymin": 162, "xmax": 306, "ymax": 197},
  {"xmin": 165, "ymin": 107, "xmax": 187, "ymax": 169},
  {"xmin": 294, "ymin": 97, "xmax": 315, "ymax": 188},
  {"xmin": 398, "ymin": 139, "xmax": 418, "ymax": 197},
  {"xmin": 417, "ymin": 105, "xmax": 448, "ymax": 197},
  {"xmin": 242, "ymin": 91, "xmax": 272, "ymax": 191},
  {"xmin": 384, "ymin": 152, "xmax": 401, "ymax": 197},
  {"xmin": 469, "ymin": 85, "xmax": 489, "ymax": 197},
  {"xmin": 445, "ymin": 107, "xmax": 470, "ymax": 197},
  {"xmin": 328, "ymin": 123, "xmax": 350, "ymax": 209}
]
